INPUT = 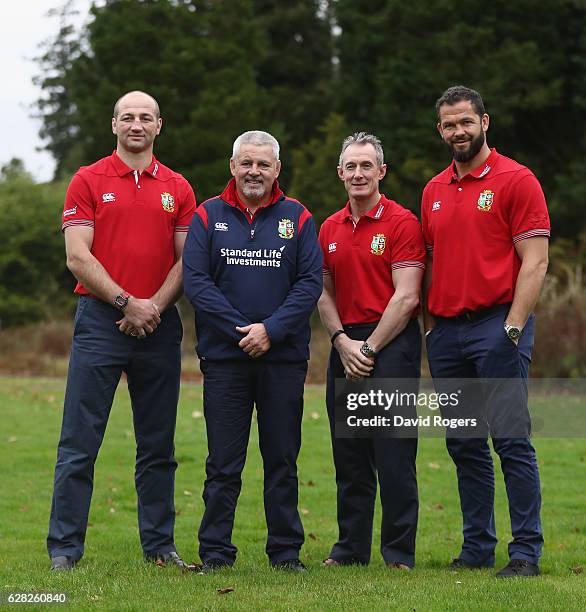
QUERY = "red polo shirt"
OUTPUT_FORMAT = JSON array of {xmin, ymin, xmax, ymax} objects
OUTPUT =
[
  {"xmin": 421, "ymin": 148, "xmax": 550, "ymax": 317},
  {"xmin": 319, "ymin": 195, "xmax": 426, "ymax": 325},
  {"xmin": 61, "ymin": 151, "xmax": 196, "ymax": 298}
]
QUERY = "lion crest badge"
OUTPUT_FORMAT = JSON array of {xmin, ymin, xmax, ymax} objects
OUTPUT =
[
  {"xmin": 161, "ymin": 192, "xmax": 175, "ymax": 213},
  {"xmin": 370, "ymin": 233, "xmax": 386, "ymax": 255},
  {"xmin": 477, "ymin": 189, "xmax": 494, "ymax": 212},
  {"xmin": 278, "ymin": 218, "xmax": 294, "ymax": 239}
]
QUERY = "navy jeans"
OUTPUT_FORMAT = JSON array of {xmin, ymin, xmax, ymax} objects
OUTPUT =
[
  {"xmin": 198, "ymin": 359, "xmax": 307, "ymax": 565},
  {"xmin": 47, "ymin": 296, "xmax": 182, "ymax": 561},
  {"xmin": 426, "ymin": 304, "xmax": 543, "ymax": 566},
  {"xmin": 326, "ymin": 319, "xmax": 420, "ymax": 566}
]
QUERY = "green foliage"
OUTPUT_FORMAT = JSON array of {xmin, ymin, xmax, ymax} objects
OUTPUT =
[
  {"xmin": 289, "ymin": 113, "xmax": 349, "ymax": 225},
  {"xmin": 16, "ymin": 0, "xmax": 586, "ymax": 330},
  {"xmin": 0, "ymin": 168, "xmax": 72, "ymax": 328}
]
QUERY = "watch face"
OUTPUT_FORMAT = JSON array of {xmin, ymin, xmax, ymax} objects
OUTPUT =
[
  {"xmin": 507, "ymin": 327, "xmax": 521, "ymax": 340},
  {"xmin": 115, "ymin": 295, "xmax": 129, "ymax": 309}
]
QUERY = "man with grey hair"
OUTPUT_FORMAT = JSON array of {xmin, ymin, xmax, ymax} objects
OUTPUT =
[
  {"xmin": 318, "ymin": 132, "xmax": 425, "ymax": 569},
  {"xmin": 183, "ymin": 130, "xmax": 322, "ymax": 573}
]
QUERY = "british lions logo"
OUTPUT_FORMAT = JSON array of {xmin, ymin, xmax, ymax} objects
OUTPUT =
[
  {"xmin": 370, "ymin": 233, "xmax": 386, "ymax": 255},
  {"xmin": 477, "ymin": 189, "xmax": 494, "ymax": 212},
  {"xmin": 161, "ymin": 192, "xmax": 175, "ymax": 212},
  {"xmin": 278, "ymin": 218, "xmax": 294, "ymax": 239}
]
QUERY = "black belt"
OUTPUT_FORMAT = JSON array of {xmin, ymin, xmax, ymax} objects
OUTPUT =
[{"xmin": 439, "ymin": 303, "xmax": 510, "ymax": 323}]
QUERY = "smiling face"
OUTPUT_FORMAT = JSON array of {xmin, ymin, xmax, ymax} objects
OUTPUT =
[
  {"xmin": 112, "ymin": 92, "xmax": 162, "ymax": 155},
  {"xmin": 230, "ymin": 144, "xmax": 281, "ymax": 206},
  {"xmin": 338, "ymin": 143, "xmax": 387, "ymax": 202},
  {"xmin": 437, "ymin": 100, "xmax": 489, "ymax": 163}
]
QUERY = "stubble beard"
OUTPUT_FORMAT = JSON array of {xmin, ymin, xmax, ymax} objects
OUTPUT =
[
  {"xmin": 242, "ymin": 181, "xmax": 266, "ymax": 200},
  {"xmin": 450, "ymin": 130, "xmax": 486, "ymax": 163}
]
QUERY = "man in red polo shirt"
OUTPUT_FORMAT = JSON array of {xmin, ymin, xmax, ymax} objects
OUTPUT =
[
  {"xmin": 47, "ymin": 91, "xmax": 196, "ymax": 571},
  {"xmin": 318, "ymin": 132, "xmax": 425, "ymax": 569},
  {"xmin": 422, "ymin": 86, "xmax": 549, "ymax": 578}
]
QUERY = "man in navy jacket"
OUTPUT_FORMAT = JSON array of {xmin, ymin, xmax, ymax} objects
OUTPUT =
[{"xmin": 183, "ymin": 130, "xmax": 322, "ymax": 573}]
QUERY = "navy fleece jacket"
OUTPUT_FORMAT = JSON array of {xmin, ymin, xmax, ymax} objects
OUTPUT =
[{"xmin": 183, "ymin": 179, "xmax": 323, "ymax": 362}]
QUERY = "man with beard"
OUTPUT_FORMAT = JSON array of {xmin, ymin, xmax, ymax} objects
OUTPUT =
[
  {"xmin": 183, "ymin": 130, "xmax": 322, "ymax": 573},
  {"xmin": 421, "ymin": 86, "xmax": 550, "ymax": 577},
  {"xmin": 48, "ymin": 91, "xmax": 196, "ymax": 570}
]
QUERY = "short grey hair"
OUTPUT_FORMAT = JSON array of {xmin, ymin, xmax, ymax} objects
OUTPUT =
[
  {"xmin": 338, "ymin": 132, "xmax": 384, "ymax": 167},
  {"xmin": 232, "ymin": 130, "xmax": 280, "ymax": 160}
]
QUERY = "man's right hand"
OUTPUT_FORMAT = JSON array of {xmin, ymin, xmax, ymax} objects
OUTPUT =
[
  {"xmin": 334, "ymin": 335, "xmax": 375, "ymax": 380},
  {"xmin": 116, "ymin": 298, "xmax": 161, "ymax": 338}
]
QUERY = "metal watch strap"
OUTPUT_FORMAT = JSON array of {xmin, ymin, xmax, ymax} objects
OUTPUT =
[
  {"xmin": 360, "ymin": 341, "xmax": 377, "ymax": 358},
  {"xmin": 114, "ymin": 291, "xmax": 131, "ymax": 311}
]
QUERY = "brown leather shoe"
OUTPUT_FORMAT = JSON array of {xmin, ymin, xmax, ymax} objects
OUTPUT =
[
  {"xmin": 323, "ymin": 558, "xmax": 341, "ymax": 566},
  {"xmin": 387, "ymin": 562, "xmax": 411, "ymax": 570}
]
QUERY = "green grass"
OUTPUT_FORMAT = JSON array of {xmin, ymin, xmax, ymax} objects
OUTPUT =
[{"xmin": 0, "ymin": 376, "xmax": 585, "ymax": 610}]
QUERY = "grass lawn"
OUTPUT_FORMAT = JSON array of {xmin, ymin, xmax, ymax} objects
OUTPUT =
[{"xmin": 0, "ymin": 376, "xmax": 585, "ymax": 610}]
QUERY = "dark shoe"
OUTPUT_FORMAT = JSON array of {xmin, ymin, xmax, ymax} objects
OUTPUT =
[
  {"xmin": 387, "ymin": 562, "xmax": 412, "ymax": 570},
  {"xmin": 496, "ymin": 559, "xmax": 540, "ymax": 578},
  {"xmin": 146, "ymin": 551, "xmax": 197, "ymax": 571},
  {"xmin": 449, "ymin": 558, "xmax": 484, "ymax": 570},
  {"xmin": 198, "ymin": 558, "xmax": 232, "ymax": 575},
  {"xmin": 50, "ymin": 556, "xmax": 75, "ymax": 571},
  {"xmin": 272, "ymin": 559, "xmax": 307, "ymax": 572}
]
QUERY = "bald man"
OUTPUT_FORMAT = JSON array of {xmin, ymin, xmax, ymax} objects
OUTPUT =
[{"xmin": 47, "ymin": 91, "xmax": 196, "ymax": 570}]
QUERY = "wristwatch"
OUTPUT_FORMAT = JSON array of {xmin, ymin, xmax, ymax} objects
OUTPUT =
[
  {"xmin": 504, "ymin": 323, "xmax": 522, "ymax": 342},
  {"xmin": 114, "ymin": 291, "xmax": 131, "ymax": 311},
  {"xmin": 360, "ymin": 341, "xmax": 377, "ymax": 358}
]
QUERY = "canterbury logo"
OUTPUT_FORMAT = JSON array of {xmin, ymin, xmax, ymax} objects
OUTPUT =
[{"xmin": 102, "ymin": 193, "xmax": 116, "ymax": 203}]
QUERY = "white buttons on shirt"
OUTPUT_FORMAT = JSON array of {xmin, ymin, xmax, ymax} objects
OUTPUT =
[{"xmin": 458, "ymin": 187, "xmax": 462, "ymax": 191}]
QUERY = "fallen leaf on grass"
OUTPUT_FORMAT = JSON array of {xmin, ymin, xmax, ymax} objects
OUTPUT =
[
  {"xmin": 8, "ymin": 436, "xmax": 17, "ymax": 443},
  {"xmin": 432, "ymin": 503, "xmax": 444, "ymax": 510},
  {"xmin": 182, "ymin": 562, "xmax": 203, "ymax": 573},
  {"xmin": 310, "ymin": 412, "xmax": 320, "ymax": 420},
  {"xmin": 570, "ymin": 566, "xmax": 583, "ymax": 574},
  {"xmin": 456, "ymin": 581, "xmax": 462, "ymax": 585},
  {"xmin": 572, "ymin": 527, "xmax": 580, "ymax": 533},
  {"xmin": 156, "ymin": 559, "xmax": 166, "ymax": 567},
  {"xmin": 558, "ymin": 543, "xmax": 566, "ymax": 550},
  {"xmin": 184, "ymin": 490, "xmax": 193, "ymax": 496},
  {"xmin": 109, "ymin": 507, "xmax": 116, "ymax": 513},
  {"xmin": 217, "ymin": 587, "xmax": 235, "ymax": 595},
  {"xmin": 192, "ymin": 411, "xmax": 203, "ymax": 418},
  {"xmin": 19, "ymin": 506, "xmax": 28, "ymax": 513},
  {"xmin": 300, "ymin": 507, "xmax": 309, "ymax": 515},
  {"xmin": 308, "ymin": 533, "xmax": 317, "ymax": 541},
  {"xmin": 307, "ymin": 480, "xmax": 315, "ymax": 487},
  {"xmin": 428, "ymin": 462, "xmax": 440, "ymax": 469}
]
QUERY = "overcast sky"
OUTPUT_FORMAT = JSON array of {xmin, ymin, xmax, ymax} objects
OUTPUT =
[{"xmin": 0, "ymin": 1, "xmax": 96, "ymax": 182}]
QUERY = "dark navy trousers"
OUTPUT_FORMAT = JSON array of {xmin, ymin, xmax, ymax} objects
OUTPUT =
[
  {"xmin": 426, "ymin": 304, "xmax": 543, "ymax": 566},
  {"xmin": 198, "ymin": 359, "xmax": 307, "ymax": 565},
  {"xmin": 47, "ymin": 296, "xmax": 182, "ymax": 561},
  {"xmin": 326, "ymin": 319, "xmax": 420, "ymax": 567}
]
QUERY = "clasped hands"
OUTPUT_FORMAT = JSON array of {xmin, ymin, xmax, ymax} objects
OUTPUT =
[
  {"xmin": 116, "ymin": 298, "xmax": 161, "ymax": 339},
  {"xmin": 236, "ymin": 323, "xmax": 271, "ymax": 359},
  {"xmin": 335, "ymin": 336, "xmax": 375, "ymax": 381}
]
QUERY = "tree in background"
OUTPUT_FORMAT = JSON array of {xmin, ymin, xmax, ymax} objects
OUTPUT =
[
  {"xmin": 22, "ymin": 0, "xmax": 586, "ymax": 335},
  {"xmin": 0, "ymin": 162, "xmax": 71, "ymax": 328},
  {"xmin": 334, "ymin": 0, "xmax": 586, "ymax": 228}
]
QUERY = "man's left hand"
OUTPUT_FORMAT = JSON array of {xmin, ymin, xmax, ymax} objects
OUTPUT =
[{"xmin": 237, "ymin": 323, "xmax": 271, "ymax": 358}]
